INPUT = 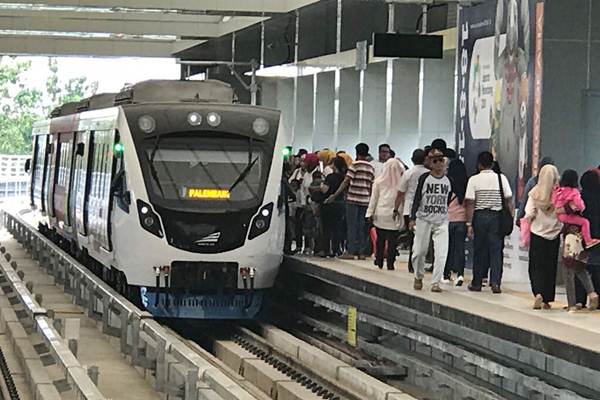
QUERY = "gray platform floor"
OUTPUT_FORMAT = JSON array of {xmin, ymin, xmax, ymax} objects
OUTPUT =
[{"xmin": 291, "ymin": 252, "xmax": 600, "ymax": 354}]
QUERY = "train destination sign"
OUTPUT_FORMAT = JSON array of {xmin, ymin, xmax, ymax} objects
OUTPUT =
[{"xmin": 185, "ymin": 187, "xmax": 231, "ymax": 200}]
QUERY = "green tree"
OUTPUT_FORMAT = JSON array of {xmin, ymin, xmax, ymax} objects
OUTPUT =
[
  {"xmin": 45, "ymin": 57, "xmax": 98, "ymax": 114},
  {"xmin": 0, "ymin": 56, "xmax": 98, "ymax": 155},
  {"xmin": 0, "ymin": 57, "xmax": 43, "ymax": 154}
]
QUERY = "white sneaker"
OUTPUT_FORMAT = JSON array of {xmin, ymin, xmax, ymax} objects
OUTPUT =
[{"xmin": 456, "ymin": 276, "xmax": 464, "ymax": 287}]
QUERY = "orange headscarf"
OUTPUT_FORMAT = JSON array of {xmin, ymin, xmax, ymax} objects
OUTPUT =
[
  {"xmin": 337, "ymin": 152, "xmax": 353, "ymax": 167},
  {"xmin": 318, "ymin": 149, "xmax": 336, "ymax": 166}
]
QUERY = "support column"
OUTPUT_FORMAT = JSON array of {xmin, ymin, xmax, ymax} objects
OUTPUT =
[
  {"xmin": 313, "ymin": 71, "xmax": 335, "ymax": 151},
  {"xmin": 418, "ymin": 51, "xmax": 456, "ymax": 148},
  {"xmin": 391, "ymin": 59, "xmax": 420, "ymax": 163},
  {"xmin": 259, "ymin": 78, "xmax": 277, "ymax": 108},
  {"xmin": 277, "ymin": 79, "xmax": 295, "ymax": 144},
  {"xmin": 338, "ymin": 68, "xmax": 360, "ymax": 152},
  {"xmin": 361, "ymin": 62, "xmax": 387, "ymax": 150},
  {"xmin": 294, "ymin": 75, "xmax": 314, "ymax": 151}
]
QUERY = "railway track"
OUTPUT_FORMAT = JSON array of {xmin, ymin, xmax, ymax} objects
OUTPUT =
[
  {"xmin": 0, "ymin": 207, "xmax": 416, "ymax": 400},
  {"xmin": 273, "ymin": 262, "xmax": 600, "ymax": 400}
]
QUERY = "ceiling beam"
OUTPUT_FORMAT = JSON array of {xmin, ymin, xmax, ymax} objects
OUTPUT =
[
  {"xmin": 0, "ymin": 0, "xmax": 320, "ymax": 14},
  {"xmin": 0, "ymin": 8, "xmax": 224, "ymax": 23},
  {"xmin": 218, "ymin": 16, "xmax": 268, "ymax": 36},
  {"xmin": 0, "ymin": 35, "xmax": 194, "ymax": 57},
  {"xmin": 0, "ymin": 13, "xmax": 229, "ymax": 37}
]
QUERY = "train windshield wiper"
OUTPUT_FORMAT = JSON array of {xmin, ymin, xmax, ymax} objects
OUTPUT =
[
  {"xmin": 146, "ymin": 133, "xmax": 165, "ymax": 196},
  {"xmin": 230, "ymin": 157, "xmax": 258, "ymax": 192}
]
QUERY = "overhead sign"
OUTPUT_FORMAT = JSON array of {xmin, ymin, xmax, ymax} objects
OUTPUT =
[{"xmin": 373, "ymin": 33, "xmax": 443, "ymax": 59}]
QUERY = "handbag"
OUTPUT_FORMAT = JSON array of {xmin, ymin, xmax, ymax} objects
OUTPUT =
[{"xmin": 497, "ymin": 172, "xmax": 514, "ymax": 236}]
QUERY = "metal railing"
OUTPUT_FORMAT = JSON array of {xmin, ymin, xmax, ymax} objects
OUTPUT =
[
  {"xmin": 0, "ymin": 155, "xmax": 28, "ymax": 199},
  {"xmin": 2, "ymin": 209, "xmax": 257, "ymax": 400}
]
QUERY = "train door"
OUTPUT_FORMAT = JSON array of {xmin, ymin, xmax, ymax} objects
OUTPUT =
[
  {"xmin": 86, "ymin": 129, "xmax": 117, "ymax": 251},
  {"xmin": 31, "ymin": 134, "xmax": 48, "ymax": 210},
  {"xmin": 53, "ymin": 132, "xmax": 74, "ymax": 226},
  {"xmin": 67, "ymin": 132, "xmax": 81, "ymax": 230},
  {"xmin": 74, "ymin": 131, "xmax": 92, "ymax": 236},
  {"xmin": 43, "ymin": 134, "xmax": 55, "ymax": 217}
]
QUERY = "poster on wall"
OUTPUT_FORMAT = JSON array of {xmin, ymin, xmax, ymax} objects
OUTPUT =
[{"xmin": 456, "ymin": 0, "xmax": 544, "ymax": 201}]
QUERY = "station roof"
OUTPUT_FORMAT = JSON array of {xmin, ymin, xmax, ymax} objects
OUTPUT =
[{"xmin": 0, "ymin": 0, "xmax": 319, "ymax": 57}]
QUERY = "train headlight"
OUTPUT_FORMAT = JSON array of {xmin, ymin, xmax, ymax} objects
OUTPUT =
[
  {"xmin": 137, "ymin": 200, "xmax": 163, "ymax": 238},
  {"xmin": 252, "ymin": 117, "xmax": 269, "ymax": 136},
  {"xmin": 187, "ymin": 112, "xmax": 202, "ymax": 126},
  {"xmin": 206, "ymin": 112, "xmax": 221, "ymax": 127},
  {"xmin": 138, "ymin": 115, "xmax": 156, "ymax": 133},
  {"xmin": 248, "ymin": 203, "xmax": 274, "ymax": 240}
]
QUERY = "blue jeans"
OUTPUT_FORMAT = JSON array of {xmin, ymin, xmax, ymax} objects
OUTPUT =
[
  {"xmin": 472, "ymin": 210, "xmax": 503, "ymax": 287},
  {"xmin": 346, "ymin": 203, "xmax": 368, "ymax": 256}
]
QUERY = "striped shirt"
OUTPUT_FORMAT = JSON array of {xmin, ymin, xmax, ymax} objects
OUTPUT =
[
  {"xmin": 346, "ymin": 160, "xmax": 374, "ymax": 206},
  {"xmin": 465, "ymin": 170, "xmax": 512, "ymax": 211}
]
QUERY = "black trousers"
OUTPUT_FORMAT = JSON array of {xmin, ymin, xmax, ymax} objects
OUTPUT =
[
  {"xmin": 444, "ymin": 221, "xmax": 466, "ymax": 278},
  {"xmin": 375, "ymin": 227, "xmax": 398, "ymax": 268},
  {"xmin": 321, "ymin": 202, "xmax": 345, "ymax": 256},
  {"xmin": 294, "ymin": 208, "xmax": 305, "ymax": 250},
  {"xmin": 528, "ymin": 233, "xmax": 559, "ymax": 303}
]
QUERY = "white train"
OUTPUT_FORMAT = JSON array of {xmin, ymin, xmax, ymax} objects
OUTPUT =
[{"xmin": 27, "ymin": 80, "xmax": 286, "ymax": 319}]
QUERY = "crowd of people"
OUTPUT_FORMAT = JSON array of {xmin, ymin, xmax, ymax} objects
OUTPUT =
[{"xmin": 283, "ymin": 138, "xmax": 600, "ymax": 312}]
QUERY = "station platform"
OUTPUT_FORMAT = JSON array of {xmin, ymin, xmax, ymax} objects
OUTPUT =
[{"xmin": 282, "ymin": 253, "xmax": 600, "ymax": 373}]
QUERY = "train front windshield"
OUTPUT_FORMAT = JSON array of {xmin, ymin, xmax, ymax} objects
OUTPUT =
[{"xmin": 142, "ymin": 134, "xmax": 268, "ymax": 209}]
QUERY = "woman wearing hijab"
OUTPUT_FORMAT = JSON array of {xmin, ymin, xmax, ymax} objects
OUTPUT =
[
  {"xmin": 336, "ymin": 151, "xmax": 353, "ymax": 168},
  {"xmin": 366, "ymin": 158, "xmax": 405, "ymax": 270},
  {"xmin": 525, "ymin": 165, "xmax": 563, "ymax": 309},
  {"xmin": 318, "ymin": 149, "xmax": 336, "ymax": 177},
  {"xmin": 443, "ymin": 159, "xmax": 468, "ymax": 286},
  {"xmin": 575, "ymin": 170, "xmax": 600, "ymax": 305}
]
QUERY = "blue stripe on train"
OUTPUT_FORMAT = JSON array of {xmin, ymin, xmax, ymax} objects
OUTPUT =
[{"xmin": 141, "ymin": 288, "xmax": 264, "ymax": 319}]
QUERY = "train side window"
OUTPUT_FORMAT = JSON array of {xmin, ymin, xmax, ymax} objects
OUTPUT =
[
  {"xmin": 86, "ymin": 129, "xmax": 116, "ymax": 251},
  {"xmin": 75, "ymin": 131, "xmax": 91, "ymax": 236},
  {"xmin": 32, "ymin": 134, "xmax": 47, "ymax": 210},
  {"xmin": 112, "ymin": 163, "xmax": 130, "ymax": 213}
]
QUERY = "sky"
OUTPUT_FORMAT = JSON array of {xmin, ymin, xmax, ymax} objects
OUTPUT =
[{"xmin": 14, "ymin": 56, "xmax": 180, "ymax": 94}]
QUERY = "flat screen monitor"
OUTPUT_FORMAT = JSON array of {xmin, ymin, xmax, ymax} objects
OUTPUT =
[{"xmin": 373, "ymin": 33, "xmax": 443, "ymax": 59}]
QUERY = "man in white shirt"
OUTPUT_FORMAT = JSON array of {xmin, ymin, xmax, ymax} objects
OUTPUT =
[
  {"xmin": 371, "ymin": 144, "xmax": 392, "ymax": 178},
  {"xmin": 394, "ymin": 149, "xmax": 428, "ymax": 272},
  {"xmin": 465, "ymin": 151, "xmax": 514, "ymax": 294},
  {"xmin": 289, "ymin": 154, "xmax": 313, "ymax": 254}
]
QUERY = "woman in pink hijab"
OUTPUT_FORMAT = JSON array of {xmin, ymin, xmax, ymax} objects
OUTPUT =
[{"xmin": 366, "ymin": 158, "xmax": 405, "ymax": 270}]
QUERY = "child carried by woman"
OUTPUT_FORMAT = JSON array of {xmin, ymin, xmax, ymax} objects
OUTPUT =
[{"xmin": 552, "ymin": 170, "xmax": 600, "ymax": 249}]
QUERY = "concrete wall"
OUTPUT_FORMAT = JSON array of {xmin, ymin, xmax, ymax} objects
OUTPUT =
[
  {"xmin": 313, "ymin": 71, "xmax": 335, "ymax": 150},
  {"xmin": 419, "ymin": 50, "xmax": 456, "ymax": 152},
  {"xmin": 540, "ymin": 0, "xmax": 600, "ymax": 172},
  {"xmin": 390, "ymin": 59, "xmax": 420, "ymax": 164},
  {"xmin": 258, "ymin": 50, "xmax": 456, "ymax": 158}
]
